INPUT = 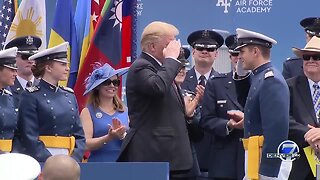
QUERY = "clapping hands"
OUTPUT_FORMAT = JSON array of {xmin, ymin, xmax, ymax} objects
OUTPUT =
[{"xmin": 108, "ymin": 118, "xmax": 127, "ymax": 140}]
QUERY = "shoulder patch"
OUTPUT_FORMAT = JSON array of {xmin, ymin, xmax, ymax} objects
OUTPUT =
[
  {"xmin": 264, "ymin": 70, "xmax": 274, "ymax": 79},
  {"xmin": 60, "ymin": 86, "xmax": 74, "ymax": 93},
  {"xmin": 25, "ymin": 86, "xmax": 40, "ymax": 93}
]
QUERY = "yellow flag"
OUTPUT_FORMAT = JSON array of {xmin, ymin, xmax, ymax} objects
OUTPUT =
[{"xmin": 303, "ymin": 146, "xmax": 319, "ymax": 177}]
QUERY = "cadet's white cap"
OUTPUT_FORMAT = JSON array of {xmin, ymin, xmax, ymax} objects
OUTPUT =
[
  {"xmin": 0, "ymin": 153, "xmax": 41, "ymax": 180},
  {"xmin": 0, "ymin": 47, "xmax": 18, "ymax": 70},
  {"xmin": 235, "ymin": 28, "xmax": 277, "ymax": 50},
  {"xmin": 29, "ymin": 42, "xmax": 69, "ymax": 63}
]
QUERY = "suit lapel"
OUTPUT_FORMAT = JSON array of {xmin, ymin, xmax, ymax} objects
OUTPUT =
[
  {"xmin": 11, "ymin": 78, "xmax": 23, "ymax": 94},
  {"xmin": 183, "ymin": 68, "xmax": 198, "ymax": 92},
  {"xmin": 224, "ymin": 73, "xmax": 243, "ymax": 111},
  {"xmin": 297, "ymin": 76, "xmax": 317, "ymax": 124}
]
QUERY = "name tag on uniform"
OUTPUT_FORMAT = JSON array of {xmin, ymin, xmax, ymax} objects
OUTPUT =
[{"xmin": 217, "ymin": 100, "xmax": 227, "ymax": 104}]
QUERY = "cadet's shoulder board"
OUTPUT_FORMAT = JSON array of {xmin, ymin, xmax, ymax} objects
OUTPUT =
[
  {"xmin": 3, "ymin": 89, "xmax": 12, "ymax": 96},
  {"xmin": 210, "ymin": 73, "xmax": 226, "ymax": 80},
  {"xmin": 60, "ymin": 86, "xmax": 74, "ymax": 93},
  {"xmin": 264, "ymin": 70, "xmax": 274, "ymax": 79},
  {"xmin": 25, "ymin": 86, "xmax": 40, "ymax": 93}
]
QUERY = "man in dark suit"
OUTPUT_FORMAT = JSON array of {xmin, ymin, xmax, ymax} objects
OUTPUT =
[
  {"xmin": 5, "ymin": 36, "xmax": 41, "ymax": 107},
  {"xmin": 200, "ymin": 34, "xmax": 245, "ymax": 180},
  {"xmin": 117, "ymin": 21, "xmax": 193, "ymax": 177},
  {"xmin": 287, "ymin": 35, "xmax": 320, "ymax": 180},
  {"xmin": 282, "ymin": 17, "xmax": 320, "ymax": 79},
  {"xmin": 181, "ymin": 30, "xmax": 223, "ymax": 178}
]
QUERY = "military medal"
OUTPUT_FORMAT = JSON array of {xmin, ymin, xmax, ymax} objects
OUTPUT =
[{"xmin": 96, "ymin": 112, "xmax": 103, "ymax": 118}]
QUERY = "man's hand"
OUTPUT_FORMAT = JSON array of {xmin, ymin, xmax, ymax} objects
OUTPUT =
[
  {"xmin": 227, "ymin": 119, "xmax": 244, "ymax": 129},
  {"xmin": 163, "ymin": 39, "xmax": 181, "ymax": 59},
  {"xmin": 305, "ymin": 124, "xmax": 320, "ymax": 148},
  {"xmin": 227, "ymin": 110, "xmax": 244, "ymax": 122}
]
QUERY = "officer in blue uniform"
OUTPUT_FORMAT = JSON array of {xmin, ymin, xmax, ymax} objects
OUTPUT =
[
  {"xmin": 282, "ymin": 17, "xmax": 320, "ymax": 79},
  {"xmin": 0, "ymin": 47, "xmax": 18, "ymax": 153},
  {"xmin": 5, "ymin": 36, "xmax": 42, "ymax": 107},
  {"xmin": 234, "ymin": 28, "xmax": 291, "ymax": 180},
  {"xmin": 17, "ymin": 42, "xmax": 85, "ymax": 162},
  {"xmin": 200, "ymin": 34, "xmax": 245, "ymax": 180},
  {"xmin": 181, "ymin": 30, "xmax": 223, "ymax": 178}
]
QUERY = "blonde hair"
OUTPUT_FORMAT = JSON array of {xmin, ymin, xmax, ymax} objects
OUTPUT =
[
  {"xmin": 141, "ymin": 21, "xmax": 179, "ymax": 51},
  {"xmin": 87, "ymin": 88, "xmax": 126, "ymax": 112}
]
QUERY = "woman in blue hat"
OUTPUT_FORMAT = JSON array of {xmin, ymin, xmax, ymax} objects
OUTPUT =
[
  {"xmin": 17, "ymin": 42, "xmax": 85, "ymax": 162},
  {"xmin": 80, "ymin": 63, "xmax": 129, "ymax": 162},
  {"xmin": 0, "ymin": 47, "xmax": 18, "ymax": 153}
]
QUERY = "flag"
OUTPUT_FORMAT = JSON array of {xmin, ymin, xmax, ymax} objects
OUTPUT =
[
  {"xmin": 0, "ymin": 0, "xmax": 16, "ymax": 49},
  {"xmin": 48, "ymin": 0, "xmax": 79, "ymax": 88},
  {"xmin": 74, "ymin": 0, "xmax": 93, "ymax": 77},
  {"xmin": 5, "ymin": 0, "xmax": 46, "ymax": 50},
  {"xmin": 74, "ymin": 0, "xmax": 136, "ymax": 110},
  {"xmin": 91, "ymin": 0, "xmax": 106, "ymax": 28}
]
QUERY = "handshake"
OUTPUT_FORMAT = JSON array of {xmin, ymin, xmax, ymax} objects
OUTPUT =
[{"xmin": 227, "ymin": 110, "xmax": 244, "ymax": 130}]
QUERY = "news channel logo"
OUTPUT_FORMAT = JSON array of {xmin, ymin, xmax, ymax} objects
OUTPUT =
[{"xmin": 267, "ymin": 140, "xmax": 300, "ymax": 161}]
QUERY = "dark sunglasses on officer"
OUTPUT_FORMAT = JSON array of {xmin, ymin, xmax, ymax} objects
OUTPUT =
[
  {"xmin": 302, "ymin": 54, "xmax": 320, "ymax": 61},
  {"xmin": 101, "ymin": 78, "xmax": 121, "ymax": 87},
  {"xmin": 19, "ymin": 53, "xmax": 32, "ymax": 60},
  {"xmin": 194, "ymin": 44, "xmax": 216, "ymax": 52}
]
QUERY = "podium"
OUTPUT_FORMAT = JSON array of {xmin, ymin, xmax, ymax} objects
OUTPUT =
[{"xmin": 79, "ymin": 162, "xmax": 169, "ymax": 180}]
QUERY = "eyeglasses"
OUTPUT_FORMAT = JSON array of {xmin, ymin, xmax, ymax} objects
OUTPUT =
[
  {"xmin": 101, "ymin": 79, "xmax": 120, "ymax": 87},
  {"xmin": 302, "ymin": 54, "xmax": 320, "ymax": 61},
  {"xmin": 195, "ymin": 47, "xmax": 216, "ymax": 52}
]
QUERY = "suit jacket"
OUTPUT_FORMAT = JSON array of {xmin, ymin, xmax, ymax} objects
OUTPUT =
[
  {"xmin": 117, "ymin": 52, "xmax": 193, "ymax": 171},
  {"xmin": 282, "ymin": 57, "xmax": 304, "ymax": 80},
  {"xmin": 181, "ymin": 67, "xmax": 219, "ymax": 171},
  {"xmin": 200, "ymin": 72, "xmax": 245, "ymax": 179},
  {"xmin": 287, "ymin": 76, "xmax": 315, "ymax": 180},
  {"xmin": 10, "ymin": 77, "xmax": 40, "ymax": 108}
]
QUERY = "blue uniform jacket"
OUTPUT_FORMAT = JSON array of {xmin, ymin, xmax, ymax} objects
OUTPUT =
[
  {"xmin": 17, "ymin": 80, "xmax": 85, "ymax": 162},
  {"xmin": 181, "ymin": 67, "xmax": 219, "ymax": 171},
  {"xmin": 282, "ymin": 57, "xmax": 304, "ymax": 79},
  {"xmin": 244, "ymin": 62, "xmax": 289, "ymax": 177},
  {"xmin": 0, "ymin": 89, "xmax": 17, "ymax": 140},
  {"xmin": 200, "ymin": 72, "xmax": 245, "ymax": 179}
]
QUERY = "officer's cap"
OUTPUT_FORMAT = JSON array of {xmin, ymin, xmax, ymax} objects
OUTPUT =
[
  {"xmin": 5, "ymin": 36, "xmax": 41, "ymax": 55},
  {"xmin": 187, "ymin": 30, "xmax": 224, "ymax": 49},
  {"xmin": 0, "ymin": 153, "xmax": 41, "ymax": 180},
  {"xmin": 84, "ymin": 63, "xmax": 129, "ymax": 95},
  {"xmin": 0, "ymin": 47, "xmax": 18, "ymax": 70},
  {"xmin": 235, "ymin": 28, "xmax": 277, "ymax": 50},
  {"xmin": 29, "ymin": 42, "xmax": 68, "ymax": 63},
  {"xmin": 300, "ymin": 17, "xmax": 320, "ymax": 37},
  {"xmin": 292, "ymin": 36, "xmax": 320, "ymax": 58},
  {"xmin": 225, "ymin": 34, "xmax": 239, "ymax": 54},
  {"xmin": 178, "ymin": 47, "xmax": 190, "ymax": 67}
]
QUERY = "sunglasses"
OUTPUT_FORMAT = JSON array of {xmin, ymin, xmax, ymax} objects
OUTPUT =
[
  {"xmin": 230, "ymin": 52, "xmax": 239, "ymax": 57},
  {"xmin": 101, "ymin": 79, "xmax": 120, "ymax": 87},
  {"xmin": 20, "ymin": 54, "xmax": 31, "ymax": 60},
  {"xmin": 195, "ymin": 47, "xmax": 216, "ymax": 52},
  {"xmin": 302, "ymin": 54, "xmax": 320, "ymax": 61}
]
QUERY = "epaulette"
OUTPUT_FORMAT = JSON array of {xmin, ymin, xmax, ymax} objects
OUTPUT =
[
  {"xmin": 25, "ymin": 86, "xmax": 40, "ymax": 93},
  {"xmin": 60, "ymin": 86, "xmax": 74, "ymax": 93},
  {"xmin": 286, "ymin": 57, "xmax": 301, "ymax": 61},
  {"xmin": 264, "ymin": 70, "xmax": 274, "ymax": 79},
  {"xmin": 210, "ymin": 73, "xmax": 227, "ymax": 79},
  {"xmin": 3, "ymin": 89, "xmax": 12, "ymax": 96}
]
